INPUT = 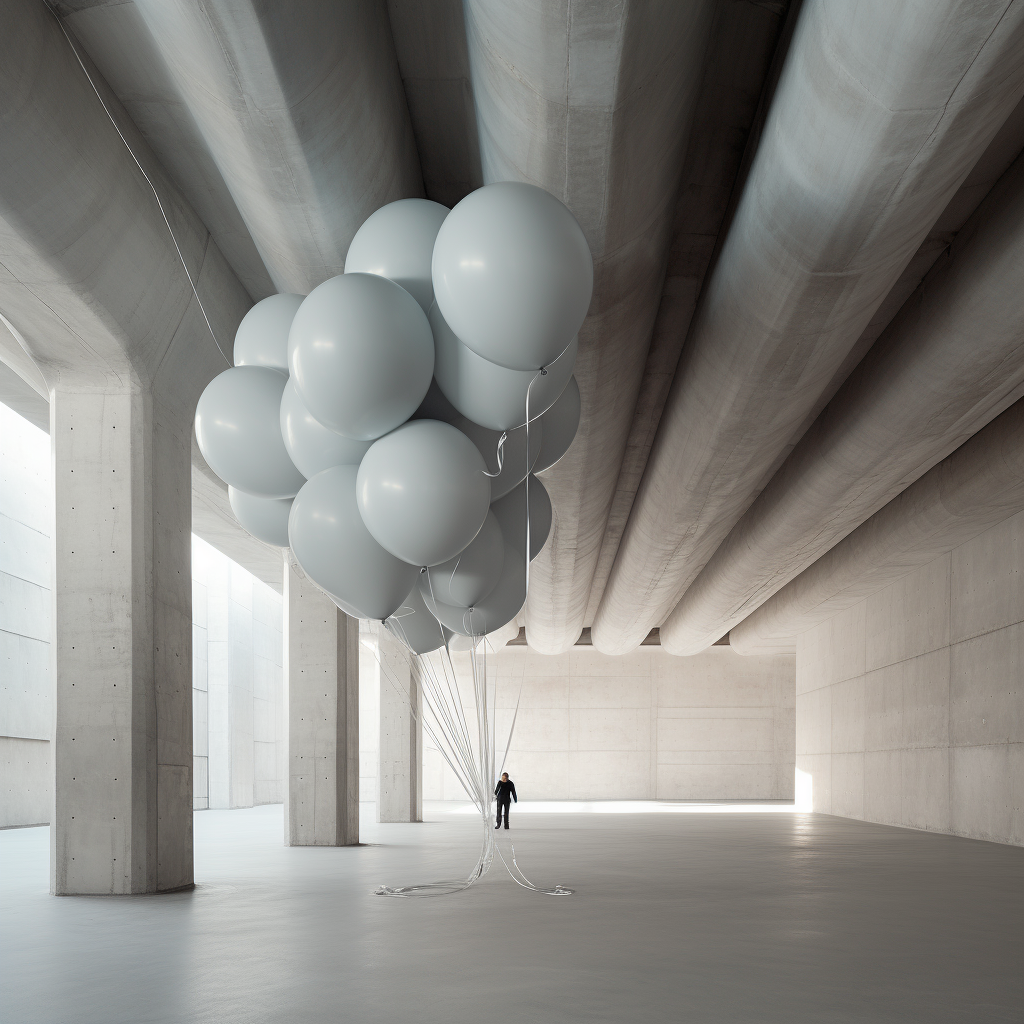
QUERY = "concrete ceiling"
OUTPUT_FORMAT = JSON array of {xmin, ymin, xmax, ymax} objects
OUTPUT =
[{"xmin": 5, "ymin": 0, "xmax": 1024, "ymax": 650}]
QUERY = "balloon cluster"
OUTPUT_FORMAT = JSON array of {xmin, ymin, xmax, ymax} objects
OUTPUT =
[{"xmin": 195, "ymin": 183, "xmax": 591, "ymax": 654}]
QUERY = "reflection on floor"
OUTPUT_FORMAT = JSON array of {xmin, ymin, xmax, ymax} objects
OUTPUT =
[{"xmin": 2, "ymin": 803, "xmax": 1022, "ymax": 1023}]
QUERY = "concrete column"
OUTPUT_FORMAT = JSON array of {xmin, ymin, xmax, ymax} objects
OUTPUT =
[
  {"xmin": 50, "ymin": 386, "xmax": 192, "ymax": 895},
  {"xmin": 284, "ymin": 557, "xmax": 359, "ymax": 846},
  {"xmin": 205, "ymin": 559, "xmax": 256, "ymax": 809},
  {"xmin": 377, "ymin": 628, "xmax": 422, "ymax": 823}
]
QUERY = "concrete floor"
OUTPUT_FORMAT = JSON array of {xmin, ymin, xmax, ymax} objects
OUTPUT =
[{"xmin": 1, "ymin": 805, "xmax": 1022, "ymax": 1023}]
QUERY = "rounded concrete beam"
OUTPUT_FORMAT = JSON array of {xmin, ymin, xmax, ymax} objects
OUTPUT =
[
  {"xmin": 664, "ymin": 147, "xmax": 1024, "ymax": 655},
  {"xmin": 132, "ymin": 0, "xmax": 423, "ymax": 294},
  {"xmin": 461, "ymin": 0, "xmax": 718, "ymax": 653},
  {"xmin": 57, "ymin": 1, "xmax": 276, "ymax": 302},
  {"xmin": 592, "ymin": 0, "xmax": 1024, "ymax": 655},
  {"xmin": 582, "ymin": 0, "xmax": 791, "ymax": 627},
  {"xmin": 731, "ymin": 395, "xmax": 1024, "ymax": 656},
  {"xmin": 0, "ymin": 1, "xmax": 248, "ymax": 396}
]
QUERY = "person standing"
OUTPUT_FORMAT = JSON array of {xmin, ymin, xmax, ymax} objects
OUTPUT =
[{"xmin": 494, "ymin": 772, "xmax": 517, "ymax": 829}]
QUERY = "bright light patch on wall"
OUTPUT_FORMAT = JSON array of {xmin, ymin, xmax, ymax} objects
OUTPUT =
[
  {"xmin": 795, "ymin": 767, "xmax": 814, "ymax": 811},
  {"xmin": 447, "ymin": 800, "xmax": 798, "ymax": 815}
]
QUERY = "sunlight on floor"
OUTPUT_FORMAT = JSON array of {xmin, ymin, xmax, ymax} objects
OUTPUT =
[{"xmin": 443, "ymin": 800, "xmax": 799, "ymax": 815}]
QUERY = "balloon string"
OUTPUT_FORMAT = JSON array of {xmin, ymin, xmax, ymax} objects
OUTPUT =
[
  {"xmin": 524, "ymin": 368, "xmax": 546, "ymax": 602},
  {"xmin": 482, "ymin": 432, "xmax": 507, "ymax": 478},
  {"xmin": 378, "ymin": 612, "xmax": 571, "ymax": 898},
  {"xmin": 494, "ymin": 838, "xmax": 573, "ymax": 896},
  {"xmin": 46, "ymin": 3, "xmax": 233, "ymax": 370}
]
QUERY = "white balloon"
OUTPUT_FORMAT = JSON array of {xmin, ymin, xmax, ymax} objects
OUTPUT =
[
  {"xmin": 385, "ymin": 582, "xmax": 448, "ymax": 655},
  {"xmin": 421, "ymin": 510, "xmax": 504, "ymax": 607},
  {"xmin": 228, "ymin": 487, "xmax": 292, "ymax": 547},
  {"xmin": 357, "ymin": 420, "xmax": 491, "ymax": 567},
  {"xmin": 345, "ymin": 199, "xmax": 449, "ymax": 312},
  {"xmin": 289, "ymin": 466, "xmax": 418, "ymax": 620},
  {"xmin": 279, "ymin": 378, "xmax": 371, "ymax": 480},
  {"xmin": 430, "ymin": 301, "xmax": 576, "ymax": 431},
  {"xmin": 412, "ymin": 379, "xmax": 542, "ymax": 499},
  {"xmin": 288, "ymin": 273, "xmax": 434, "ymax": 440},
  {"xmin": 423, "ymin": 542, "xmax": 526, "ymax": 637},
  {"xmin": 195, "ymin": 366, "xmax": 305, "ymax": 498},
  {"xmin": 432, "ymin": 181, "xmax": 593, "ymax": 371},
  {"xmin": 485, "ymin": 618, "xmax": 522, "ymax": 648},
  {"xmin": 413, "ymin": 377, "xmax": 460, "ymax": 423},
  {"xmin": 455, "ymin": 416, "xmax": 541, "ymax": 501},
  {"xmin": 534, "ymin": 376, "xmax": 581, "ymax": 472},
  {"xmin": 491, "ymin": 475, "xmax": 552, "ymax": 561},
  {"xmin": 233, "ymin": 293, "xmax": 304, "ymax": 370}
]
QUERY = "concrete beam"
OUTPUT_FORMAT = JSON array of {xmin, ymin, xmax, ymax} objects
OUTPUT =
[
  {"xmin": 0, "ymin": 361, "xmax": 48, "ymax": 433},
  {"xmin": 58, "ymin": 1, "xmax": 275, "ymax": 301},
  {"xmin": 0, "ymin": 317, "xmax": 48, "ymax": 400},
  {"xmin": 732, "ymin": 395, "xmax": 1024, "ymax": 655},
  {"xmin": 664, "ymin": 145, "xmax": 1024, "ymax": 655},
  {"xmin": 583, "ymin": 0, "xmax": 790, "ymax": 624},
  {"xmin": 460, "ymin": 0, "xmax": 718, "ymax": 653},
  {"xmin": 129, "ymin": 0, "xmax": 423, "ymax": 293},
  {"xmin": 593, "ymin": 0, "xmax": 1024, "ymax": 655},
  {"xmin": 744, "ymin": 90, "xmax": 1024, "ymax": 505},
  {"xmin": 386, "ymin": 0, "xmax": 482, "ymax": 208},
  {"xmin": 0, "ymin": 4, "xmax": 246, "ymax": 390}
]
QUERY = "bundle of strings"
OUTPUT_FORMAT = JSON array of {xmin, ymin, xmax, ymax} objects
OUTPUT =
[{"xmin": 366, "ymin": 623, "xmax": 572, "ymax": 898}]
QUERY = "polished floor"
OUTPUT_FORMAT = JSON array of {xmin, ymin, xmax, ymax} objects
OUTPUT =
[{"xmin": 2, "ymin": 803, "xmax": 1022, "ymax": 1023}]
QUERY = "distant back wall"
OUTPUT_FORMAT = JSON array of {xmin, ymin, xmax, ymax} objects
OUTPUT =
[{"xmin": 423, "ymin": 645, "xmax": 796, "ymax": 801}]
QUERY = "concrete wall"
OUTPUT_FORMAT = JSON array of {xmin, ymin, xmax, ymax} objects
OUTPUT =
[
  {"xmin": 796, "ymin": 509, "xmax": 1024, "ymax": 845},
  {"xmin": 192, "ymin": 537, "xmax": 284, "ymax": 810},
  {"xmin": 423, "ymin": 645, "xmax": 795, "ymax": 802},
  {"xmin": 0, "ymin": 404, "xmax": 51, "ymax": 828}
]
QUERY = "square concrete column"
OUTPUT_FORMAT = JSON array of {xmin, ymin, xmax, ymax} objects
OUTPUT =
[
  {"xmin": 51, "ymin": 387, "xmax": 193, "ymax": 895},
  {"xmin": 377, "ymin": 628, "xmax": 422, "ymax": 823},
  {"xmin": 283, "ymin": 556, "xmax": 359, "ymax": 846}
]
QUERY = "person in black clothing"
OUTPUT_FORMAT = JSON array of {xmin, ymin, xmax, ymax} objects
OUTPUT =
[{"xmin": 494, "ymin": 772, "xmax": 517, "ymax": 829}]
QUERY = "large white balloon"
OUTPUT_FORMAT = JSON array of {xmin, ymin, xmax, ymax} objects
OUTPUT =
[
  {"xmin": 344, "ymin": 199, "xmax": 449, "ymax": 312},
  {"xmin": 288, "ymin": 273, "xmax": 434, "ymax": 440},
  {"xmin": 233, "ymin": 293, "xmax": 304, "ymax": 370},
  {"xmin": 432, "ymin": 182, "xmax": 593, "ymax": 371},
  {"xmin": 534, "ymin": 376, "xmax": 581, "ymax": 473},
  {"xmin": 421, "ymin": 510, "xmax": 504, "ymax": 608},
  {"xmin": 357, "ymin": 420, "xmax": 491, "ymax": 567},
  {"xmin": 195, "ymin": 366, "xmax": 305, "ymax": 498},
  {"xmin": 491, "ymin": 475, "xmax": 552, "ymax": 561},
  {"xmin": 411, "ymin": 380, "xmax": 538, "ymax": 499},
  {"xmin": 279, "ymin": 378, "xmax": 371, "ymax": 479},
  {"xmin": 485, "ymin": 618, "xmax": 522, "ymax": 648},
  {"xmin": 455, "ymin": 416, "xmax": 541, "ymax": 501},
  {"xmin": 430, "ymin": 301, "xmax": 576, "ymax": 430},
  {"xmin": 423, "ymin": 542, "xmax": 526, "ymax": 637},
  {"xmin": 228, "ymin": 487, "xmax": 292, "ymax": 547},
  {"xmin": 289, "ymin": 466, "xmax": 418, "ymax": 620},
  {"xmin": 385, "ymin": 582, "xmax": 448, "ymax": 655},
  {"xmin": 413, "ymin": 377, "xmax": 460, "ymax": 423}
]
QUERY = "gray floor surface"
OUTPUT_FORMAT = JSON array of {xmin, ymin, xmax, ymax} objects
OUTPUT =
[{"xmin": 2, "ymin": 804, "xmax": 1022, "ymax": 1023}]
